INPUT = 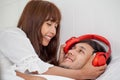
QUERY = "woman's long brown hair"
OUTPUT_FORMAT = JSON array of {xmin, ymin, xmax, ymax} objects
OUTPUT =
[{"xmin": 17, "ymin": 0, "xmax": 61, "ymax": 65}]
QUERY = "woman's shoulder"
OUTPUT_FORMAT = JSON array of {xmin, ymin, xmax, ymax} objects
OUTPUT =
[
  {"xmin": 0, "ymin": 27, "xmax": 23, "ymax": 33},
  {"xmin": 0, "ymin": 27, "xmax": 26, "ymax": 37}
]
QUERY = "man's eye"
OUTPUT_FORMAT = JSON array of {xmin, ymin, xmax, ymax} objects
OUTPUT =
[
  {"xmin": 79, "ymin": 50, "xmax": 84, "ymax": 54},
  {"xmin": 79, "ymin": 50, "xmax": 82, "ymax": 52},
  {"xmin": 71, "ymin": 46, "xmax": 75, "ymax": 49}
]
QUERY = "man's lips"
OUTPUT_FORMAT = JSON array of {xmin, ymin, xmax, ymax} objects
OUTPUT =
[{"xmin": 64, "ymin": 57, "xmax": 73, "ymax": 62}]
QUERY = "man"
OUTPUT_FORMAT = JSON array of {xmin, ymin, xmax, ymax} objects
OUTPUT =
[
  {"xmin": 59, "ymin": 40, "xmax": 96, "ymax": 70},
  {"xmin": 59, "ymin": 39, "xmax": 111, "ymax": 69}
]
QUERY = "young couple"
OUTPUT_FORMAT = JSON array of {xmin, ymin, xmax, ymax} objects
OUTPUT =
[
  {"xmin": 17, "ymin": 36, "xmax": 111, "ymax": 80},
  {"xmin": 0, "ymin": 0, "xmax": 110, "ymax": 80}
]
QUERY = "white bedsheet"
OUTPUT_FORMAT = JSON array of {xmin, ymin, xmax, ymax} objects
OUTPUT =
[
  {"xmin": 96, "ymin": 57, "xmax": 120, "ymax": 80},
  {"xmin": 35, "ymin": 74, "xmax": 74, "ymax": 80}
]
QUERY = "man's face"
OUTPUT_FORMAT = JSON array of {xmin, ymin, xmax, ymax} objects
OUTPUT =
[{"xmin": 59, "ymin": 43, "xmax": 94, "ymax": 69}]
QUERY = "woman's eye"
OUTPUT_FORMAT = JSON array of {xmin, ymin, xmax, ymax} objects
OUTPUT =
[{"xmin": 47, "ymin": 23, "xmax": 52, "ymax": 26}]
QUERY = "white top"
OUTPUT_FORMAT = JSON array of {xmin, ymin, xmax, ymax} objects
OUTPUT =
[{"xmin": 0, "ymin": 27, "xmax": 53, "ymax": 80}]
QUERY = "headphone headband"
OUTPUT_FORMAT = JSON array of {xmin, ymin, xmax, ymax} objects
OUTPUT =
[{"xmin": 64, "ymin": 34, "xmax": 111, "ymax": 60}]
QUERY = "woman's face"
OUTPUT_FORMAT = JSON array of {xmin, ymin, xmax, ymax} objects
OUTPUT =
[{"xmin": 41, "ymin": 20, "xmax": 58, "ymax": 46}]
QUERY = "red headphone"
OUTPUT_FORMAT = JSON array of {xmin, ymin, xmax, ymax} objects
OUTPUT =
[{"xmin": 64, "ymin": 34, "xmax": 111, "ymax": 66}]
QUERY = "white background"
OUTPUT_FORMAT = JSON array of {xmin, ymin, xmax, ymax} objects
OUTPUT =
[{"xmin": 0, "ymin": 0, "xmax": 120, "ymax": 59}]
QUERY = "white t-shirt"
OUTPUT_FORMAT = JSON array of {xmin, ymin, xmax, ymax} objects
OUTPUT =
[{"xmin": 0, "ymin": 27, "xmax": 53, "ymax": 80}]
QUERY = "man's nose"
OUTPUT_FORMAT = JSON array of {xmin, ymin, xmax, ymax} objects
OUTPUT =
[{"xmin": 67, "ymin": 49, "xmax": 76, "ymax": 55}]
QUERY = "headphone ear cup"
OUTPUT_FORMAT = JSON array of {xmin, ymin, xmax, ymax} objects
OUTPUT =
[
  {"xmin": 92, "ymin": 52, "xmax": 106, "ymax": 66},
  {"xmin": 64, "ymin": 37, "xmax": 79, "ymax": 53}
]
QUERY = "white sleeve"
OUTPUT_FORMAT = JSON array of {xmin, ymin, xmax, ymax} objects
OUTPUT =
[{"xmin": 0, "ymin": 28, "xmax": 53, "ymax": 74}]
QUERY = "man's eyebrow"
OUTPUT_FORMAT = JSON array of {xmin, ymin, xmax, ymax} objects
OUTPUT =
[{"xmin": 79, "ymin": 46, "xmax": 86, "ymax": 50}]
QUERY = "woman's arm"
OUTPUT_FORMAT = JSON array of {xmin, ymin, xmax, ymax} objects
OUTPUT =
[
  {"xmin": 16, "ymin": 51, "xmax": 106, "ymax": 80},
  {"xmin": 16, "ymin": 71, "xmax": 46, "ymax": 80},
  {"xmin": 16, "ymin": 55, "xmax": 106, "ymax": 80},
  {"xmin": 50, "ymin": 44, "xmax": 106, "ymax": 79},
  {"xmin": 44, "ymin": 54, "xmax": 106, "ymax": 80}
]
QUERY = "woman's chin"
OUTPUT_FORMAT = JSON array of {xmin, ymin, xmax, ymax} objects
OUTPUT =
[{"xmin": 42, "ymin": 42, "xmax": 49, "ymax": 46}]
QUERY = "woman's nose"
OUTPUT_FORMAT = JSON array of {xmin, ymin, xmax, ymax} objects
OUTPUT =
[{"xmin": 50, "ymin": 26, "xmax": 56, "ymax": 36}]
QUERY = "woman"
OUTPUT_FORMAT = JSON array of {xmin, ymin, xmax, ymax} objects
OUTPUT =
[{"xmin": 0, "ymin": 0, "xmax": 106, "ymax": 80}]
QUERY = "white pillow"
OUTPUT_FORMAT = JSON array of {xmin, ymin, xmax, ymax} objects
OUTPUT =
[{"xmin": 96, "ymin": 57, "xmax": 120, "ymax": 80}]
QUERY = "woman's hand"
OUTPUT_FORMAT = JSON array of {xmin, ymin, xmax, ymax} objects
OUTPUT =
[
  {"xmin": 79, "ymin": 54, "xmax": 107, "ymax": 79},
  {"xmin": 16, "ymin": 71, "xmax": 46, "ymax": 80},
  {"xmin": 58, "ymin": 44, "xmax": 66, "ymax": 64}
]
